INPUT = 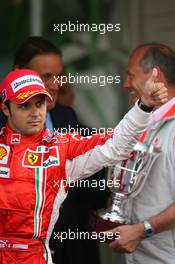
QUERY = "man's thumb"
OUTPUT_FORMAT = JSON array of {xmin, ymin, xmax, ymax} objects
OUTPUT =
[{"xmin": 148, "ymin": 67, "xmax": 158, "ymax": 83}]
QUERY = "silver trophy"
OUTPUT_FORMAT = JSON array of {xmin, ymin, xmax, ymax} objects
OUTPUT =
[{"xmin": 98, "ymin": 139, "xmax": 161, "ymax": 224}]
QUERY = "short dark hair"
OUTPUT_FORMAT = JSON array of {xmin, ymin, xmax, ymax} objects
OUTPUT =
[
  {"xmin": 13, "ymin": 36, "xmax": 62, "ymax": 68},
  {"xmin": 3, "ymin": 100, "xmax": 11, "ymax": 115},
  {"xmin": 5, "ymin": 100, "xmax": 10, "ymax": 109},
  {"xmin": 136, "ymin": 43, "xmax": 175, "ymax": 85}
]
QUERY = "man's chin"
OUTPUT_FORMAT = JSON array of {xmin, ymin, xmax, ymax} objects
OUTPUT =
[
  {"xmin": 130, "ymin": 93, "xmax": 139, "ymax": 105},
  {"xmin": 22, "ymin": 127, "xmax": 43, "ymax": 136}
]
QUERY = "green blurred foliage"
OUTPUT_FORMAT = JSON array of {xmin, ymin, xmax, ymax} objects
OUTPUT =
[{"xmin": 0, "ymin": 0, "xmax": 30, "ymax": 55}]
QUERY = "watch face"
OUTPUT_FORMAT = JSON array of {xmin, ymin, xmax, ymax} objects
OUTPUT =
[
  {"xmin": 147, "ymin": 228, "xmax": 153, "ymax": 236},
  {"xmin": 144, "ymin": 221, "xmax": 154, "ymax": 237}
]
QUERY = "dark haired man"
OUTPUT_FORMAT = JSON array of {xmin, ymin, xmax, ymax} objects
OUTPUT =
[
  {"xmin": 13, "ymin": 36, "xmax": 78, "ymax": 130},
  {"xmin": 0, "ymin": 67, "xmax": 167, "ymax": 263},
  {"xmin": 106, "ymin": 43, "xmax": 175, "ymax": 264},
  {"xmin": 0, "ymin": 37, "xmax": 77, "ymax": 130},
  {"xmin": 9, "ymin": 36, "xmax": 111, "ymax": 264}
]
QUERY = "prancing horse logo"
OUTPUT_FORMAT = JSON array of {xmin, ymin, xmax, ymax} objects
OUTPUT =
[{"xmin": 28, "ymin": 153, "xmax": 39, "ymax": 165}]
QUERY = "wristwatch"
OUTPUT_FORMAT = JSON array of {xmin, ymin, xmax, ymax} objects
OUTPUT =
[
  {"xmin": 143, "ymin": 220, "xmax": 154, "ymax": 237},
  {"xmin": 138, "ymin": 98, "xmax": 154, "ymax": 113}
]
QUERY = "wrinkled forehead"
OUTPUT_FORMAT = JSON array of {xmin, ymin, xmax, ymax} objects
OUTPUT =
[
  {"xmin": 126, "ymin": 49, "xmax": 147, "ymax": 74},
  {"xmin": 30, "ymin": 53, "xmax": 64, "ymax": 75}
]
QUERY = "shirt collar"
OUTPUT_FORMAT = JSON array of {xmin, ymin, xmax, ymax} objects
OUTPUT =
[{"xmin": 2, "ymin": 124, "xmax": 48, "ymax": 145}]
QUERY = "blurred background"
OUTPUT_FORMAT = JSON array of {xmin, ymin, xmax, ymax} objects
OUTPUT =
[
  {"xmin": 1, "ymin": 0, "xmax": 175, "ymax": 127},
  {"xmin": 1, "ymin": 0, "xmax": 175, "ymax": 262}
]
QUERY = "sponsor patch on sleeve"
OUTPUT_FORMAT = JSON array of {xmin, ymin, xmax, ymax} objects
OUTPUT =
[{"xmin": 0, "ymin": 144, "xmax": 11, "ymax": 178}]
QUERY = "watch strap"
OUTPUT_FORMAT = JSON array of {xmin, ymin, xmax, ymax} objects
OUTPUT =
[{"xmin": 138, "ymin": 98, "xmax": 154, "ymax": 113}]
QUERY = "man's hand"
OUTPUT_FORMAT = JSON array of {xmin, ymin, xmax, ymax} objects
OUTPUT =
[
  {"xmin": 104, "ymin": 223, "xmax": 145, "ymax": 253},
  {"xmin": 141, "ymin": 68, "xmax": 168, "ymax": 107}
]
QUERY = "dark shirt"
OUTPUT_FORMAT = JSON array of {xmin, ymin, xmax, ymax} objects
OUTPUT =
[{"xmin": 0, "ymin": 111, "xmax": 6, "ymax": 130}]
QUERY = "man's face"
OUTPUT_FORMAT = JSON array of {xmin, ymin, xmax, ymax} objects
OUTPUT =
[
  {"xmin": 2, "ymin": 95, "xmax": 46, "ymax": 135},
  {"xmin": 123, "ymin": 49, "xmax": 149, "ymax": 105},
  {"xmin": 29, "ymin": 53, "xmax": 64, "ymax": 110}
]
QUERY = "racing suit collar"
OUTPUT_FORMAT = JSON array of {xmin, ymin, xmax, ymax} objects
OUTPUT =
[{"xmin": 2, "ymin": 124, "xmax": 48, "ymax": 145}]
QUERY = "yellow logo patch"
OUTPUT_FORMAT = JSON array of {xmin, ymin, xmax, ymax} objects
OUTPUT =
[
  {"xmin": 28, "ymin": 153, "xmax": 39, "ymax": 165},
  {"xmin": 16, "ymin": 90, "xmax": 41, "ymax": 100},
  {"xmin": 0, "ymin": 147, "xmax": 7, "ymax": 160}
]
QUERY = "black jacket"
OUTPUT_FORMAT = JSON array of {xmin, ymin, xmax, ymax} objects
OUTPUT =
[{"xmin": 50, "ymin": 103, "xmax": 78, "ymax": 130}]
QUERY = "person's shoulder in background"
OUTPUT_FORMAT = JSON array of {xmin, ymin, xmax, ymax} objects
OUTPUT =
[{"xmin": 50, "ymin": 103, "xmax": 78, "ymax": 130}]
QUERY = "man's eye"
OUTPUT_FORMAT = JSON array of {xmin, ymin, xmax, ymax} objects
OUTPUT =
[
  {"xmin": 19, "ymin": 103, "xmax": 28, "ymax": 109},
  {"xmin": 36, "ymin": 100, "xmax": 45, "ymax": 107},
  {"xmin": 41, "ymin": 75, "xmax": 52, "ymax": 82}
]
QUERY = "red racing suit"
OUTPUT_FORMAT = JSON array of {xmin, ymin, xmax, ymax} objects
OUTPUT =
[{"xmin": 0, "ymin": 104, "xmax": 151, "ymax": 264}]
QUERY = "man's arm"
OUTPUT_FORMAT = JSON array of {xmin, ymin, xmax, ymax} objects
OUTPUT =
[
  {"xmin": 66, "ymin": 102, "xmax": 152, "ymax": 181},
  {"xmin": 105, "ymin": 202, "xmax": 175, "ymax": 253},
  {"xmin": 65, "ymin": 69, "xmax": 168, "ymax": 181}
]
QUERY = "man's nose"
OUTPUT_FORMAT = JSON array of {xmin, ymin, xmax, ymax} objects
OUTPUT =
[
  {"xmin": 52, "ymin": 75, "xmax": 60, "ymax": 90},
  {"xmin": 30, "ymin": 106, "xmax": 40, "ymax": 116},
  {"xmin": 45, "ymin": 76, "xmax": 60, "ymax": 92}
]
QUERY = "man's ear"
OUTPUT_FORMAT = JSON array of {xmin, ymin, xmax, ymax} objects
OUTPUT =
[{"xmin": 1, "ymin": 104, "xmax": 10, "ymax": 117}]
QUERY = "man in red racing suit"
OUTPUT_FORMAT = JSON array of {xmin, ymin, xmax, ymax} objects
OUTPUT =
[{"xmin": 0, "ymin": 68, "xmax": 167, "ymax": 263}]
